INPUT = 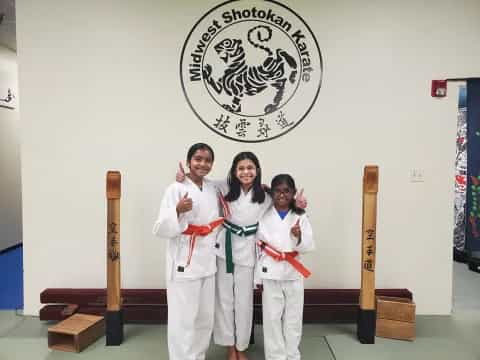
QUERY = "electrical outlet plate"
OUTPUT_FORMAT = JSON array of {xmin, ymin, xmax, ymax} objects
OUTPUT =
[{"xmin": 410, "ymin": 169, "xmax": 425, "ymax": 183}]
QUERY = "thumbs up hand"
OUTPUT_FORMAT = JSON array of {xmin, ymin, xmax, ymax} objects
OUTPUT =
[
  {"xmin": 295, "ymin": 188, "xmax": 307, "ymax": 209},
  {"xmin": 176, "ymin": 162, "xmax": 186, "ymax": 183},
  {"xmin": 176, "ymin": 192, "xmax": 193, "ymax": 215},
  {"xmin": 291, "ymin": 218, "xmax": 302, "ymax": 244}
]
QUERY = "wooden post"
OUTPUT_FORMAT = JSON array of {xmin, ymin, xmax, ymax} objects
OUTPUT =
[
  {"xmin": 106, "ymin": 171, "xmax": 123, "ymax": 345},
  {"xmin": 357, "ymin": 165, "xmax": 378, "ymax": 344}
]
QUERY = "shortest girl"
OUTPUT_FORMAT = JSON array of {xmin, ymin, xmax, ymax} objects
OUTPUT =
[{"xmin": 256, "ymin": 174, "xmax": 315, "ymax": 360}]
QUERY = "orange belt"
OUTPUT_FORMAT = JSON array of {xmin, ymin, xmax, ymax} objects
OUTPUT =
[
  {"xmin": 182, "ymin": 218, "xmax": 224, "ymax": 267},
  {"xmin": 257, "ymin": 240, "xmax": 311, "ymax": 278}
]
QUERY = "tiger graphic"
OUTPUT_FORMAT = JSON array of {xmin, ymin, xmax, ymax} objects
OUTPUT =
[{"xmin": 203, "ymin": 25, "xmax": 298, "ymax": 114}]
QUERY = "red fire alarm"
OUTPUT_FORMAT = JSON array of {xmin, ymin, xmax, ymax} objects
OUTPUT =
[{"xmin": 431, "ymin": 80, "xmax": 447, "ymax": 97}]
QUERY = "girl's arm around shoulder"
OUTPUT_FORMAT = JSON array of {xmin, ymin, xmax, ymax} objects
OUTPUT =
[
  {"xmin": 210, "ymin": 178, "xmax": 229, "ymax": 195},
  {"xmin": 295, "ymin": 214, "xmax": 315, "ymax": 253},
  {"xmin": 152, "ymin": 182, "xmax": 188, "ymax": 238}
]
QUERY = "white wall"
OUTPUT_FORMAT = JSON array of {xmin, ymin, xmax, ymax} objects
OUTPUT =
[
  {"xmin": 0, "ymin": 45, "xmax": 21, "ymax": 251},
  {"xmin": 16, "ymin": 0, "xmax": 480, "ymax": 315}
]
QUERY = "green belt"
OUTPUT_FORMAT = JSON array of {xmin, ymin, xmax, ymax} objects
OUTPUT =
[{"xmin": 222, "ymin": 220, "xmax": 258, "ymax": 273}]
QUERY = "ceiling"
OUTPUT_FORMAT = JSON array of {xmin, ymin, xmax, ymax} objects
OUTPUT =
[{"xmin": 0, "ymin": 0, "xmax": 16, "ymax": 51}]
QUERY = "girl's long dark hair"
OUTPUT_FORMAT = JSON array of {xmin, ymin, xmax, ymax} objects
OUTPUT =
[
  {"xmin": 224, "ymin": 152, "xmax": 265, "ymax": 204},
  {"xmin": 271, "ymin": 174, "xmax": 305, "ymax": 215}
]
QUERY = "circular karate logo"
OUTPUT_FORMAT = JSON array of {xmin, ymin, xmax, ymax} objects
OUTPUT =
[{"xmin": 180, "ymin": 0, "xmax": 323, "ymax": 142}]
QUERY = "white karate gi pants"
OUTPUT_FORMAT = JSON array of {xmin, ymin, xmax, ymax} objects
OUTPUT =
[
  {"xmin": 213, "ymin": 257, "xmax": 254, "ymax": 351},
  {"xmin": 167, "ymin": 275, "xmax": 215, "ymax": 360},
  {"xmin": 262, "ymin": 278, "xmax": 304, "ymax": 360}
]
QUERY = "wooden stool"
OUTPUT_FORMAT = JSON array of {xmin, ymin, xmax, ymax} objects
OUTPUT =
[
  {"xmin": 48, "ymin": 313, "xmax": 105, "ymax": 352},
  {"xmin": 376, "ymin": 296, "xmax": 415, "ymax": 341}
]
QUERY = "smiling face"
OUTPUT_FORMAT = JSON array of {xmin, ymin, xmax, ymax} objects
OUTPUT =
[
  {"xmin": 187, "ymin": 148, "xmax": 213, "ymax": 181},
  {"xmin": 235, "ymin": 159, "xmax": 257, "ymax": 190},
  {"xmin": 272, "ymin": 181, "xmax": 295, "ymax": 211}
]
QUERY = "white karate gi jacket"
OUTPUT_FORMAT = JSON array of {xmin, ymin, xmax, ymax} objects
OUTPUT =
[
  {"xmin": 215, "ymin": 181, "xmax": 272, "ymax": 268},
  {"xmin": 257, "ymin": 208, "xmax": 315, "ymax": 281},
  {"xmin": 153, "ymin": 177, "xmax": 221, "ymax": 282}
]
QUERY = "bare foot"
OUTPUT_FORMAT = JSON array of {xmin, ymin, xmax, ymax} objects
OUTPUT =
[
  {"xmin": 227, "ymin": 346, "xmax": 237, "ymax": 360},
  {"xmin": 237, "ymin": 350, "xmax": 248, "ymax": 360}
]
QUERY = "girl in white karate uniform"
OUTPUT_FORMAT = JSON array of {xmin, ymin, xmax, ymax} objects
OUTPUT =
[
  {"xmin": 256, "ymin": 174, "xmax": 315, "ymax": 360},
  {"xmin": 153, "ymin": 143, "xmax": 223, "ymax": 360},
  {"xmin": 213, "ymin": 152, "xmax": 270, "ymax": 360}
]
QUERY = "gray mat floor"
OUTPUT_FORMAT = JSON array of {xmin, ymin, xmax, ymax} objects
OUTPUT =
[{"xmin": 0, "ymin": 262, "xmax": 478, "ymax": 360}]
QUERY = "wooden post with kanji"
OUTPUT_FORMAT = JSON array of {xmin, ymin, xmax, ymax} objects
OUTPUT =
[
  {"xmin": 106, "ymin": 171, "xmax": 123, "ymax": 345},
  {"xmin": 357, "ymin": 165, "xmax": 378, "ymax": 344}
]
